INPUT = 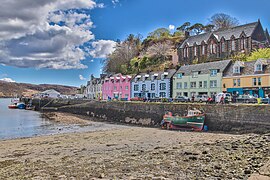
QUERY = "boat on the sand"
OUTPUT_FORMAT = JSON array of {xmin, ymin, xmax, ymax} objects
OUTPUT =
[{"xmin": 161, "ymin": 109, "xmax": 205, "ymax": 131}]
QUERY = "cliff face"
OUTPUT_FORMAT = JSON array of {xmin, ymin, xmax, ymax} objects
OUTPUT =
[{"xmin": 0, "ymin": 81, "xmax": 78, "ymax": 97}]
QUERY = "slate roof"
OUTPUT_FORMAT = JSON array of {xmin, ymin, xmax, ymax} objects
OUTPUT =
[
  {"xmin": 41, "ymin": 89, "xmax": 61, "ymax": 94},
  {"xmin": 180, "ymin": 22, "xmax": 258, "ymax": 48},
  {"xmin": 175, "ymin": 60, "xmax": 232, "ymax": 76},
  {"xmin": 224, "ymin": 59, "xmax": 270, "ymax": 77},
  {"xmin": 132, "ymin": 69, "xmax": 177, "ymax": 82}
]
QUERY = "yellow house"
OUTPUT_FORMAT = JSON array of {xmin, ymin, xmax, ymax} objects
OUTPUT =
[{"xmin": 222, "ymin": 59, "xmax": 270, "ymax": 97}]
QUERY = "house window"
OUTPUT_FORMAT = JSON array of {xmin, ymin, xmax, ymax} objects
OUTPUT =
[
  {"xmin": 210, "ymin": 80, "xmax": 217, "ymax": 88},
  {"xmin": 237, "ymin": 79, "xmax": 241, "ymax": 86},
  {"xmin": 255, "ymin": 64, "xmax": 262, "ymax": 71},
  {"xmin": 125, "ymin": 86, "xmax": 129, "ymax": 90},
  {"xmin": 142, "ymin": 84, "xmax": 146, "ymax": 91},
  {"xmin": 210, "ymin": 42, "xmax": 217, "ymax": 54},
  {"xmin": 199, "ymin": 81, "xmax": 203, "ymax": 88},
  {"xmin": 176, "ymin": 92, "xmax": 182, "ymax": 96},
  {"xmin": 202, "ymin": 45, "xmax": 205, "ymax": 55},
  {"xmin": 184, "ymin": 82, "xmax": 188, "ymax": 89},
  {"xmin": 114, "ymin": 86, "xmax": 117, "ymax": 90},
  {"xmin": 233, "ymin": 79, "xmax": 237, "ymax": 86},
  {"xmin": 125, "ymin": 94, "xmax": 129, "ymax": 98},
  {"xmin": 183, "ymin": 47, "xmax": 189, "ymax": 58},
  {"xmin": 120, "ymin": 86, "xmax": 122, "ymax": 90},
  {"xmin": 176, "ymin": 82, "xmax": 182, "ymax": 89},
  {"xmin": 190, "ymin": 82, "xmax": 196, "ymax": 88},
  {"xmin": 177, "ymin": 73, "xmax": 182, "ymax": 79},
  {"xmin": 160, "ymin": 83, "xmax": 166, "ymax": 90},
  {"xmin": 134, "ymin": 85, "xmax": 139, "ymax": 91},
  {"xmin": 210, "ymin": 69, "xmax": 218, "ymax": 76},
  {"xmin": 194, "ymin": 46, "xmax": 197, "ymax": 56},
  {"xmin": 151, "ymin": 83, "xmax": 155, "ymax": 90},
  {"xmin": 252, "ymin": 78, "xmax": 257, "ymax": 86},
  {"xmin": 231, "ymin": 39, "xmax": 235, "ymax": 51},
  {"xmin": 159, "ymin": 92, "xmax": 166, "ymax": 98},
  {"xmin": 240, "ymin": 37, "xmax": 245, "ymax": 50},
  {"xmin": 221, "ymin": 41, "xmax": 225, "ymax": 52},
  {"xmin": 203, "ymin": 81, "xmax": 207, "ymax": 88},
  {"xmin": 258, "ymin": 77, "xmax": 262, "ymax": 86},
  {"xmin": 233, "ymin": 66, "xmax": 240, "ymax": 74},
  {"xmin": 192, "ymin": 72, "xmax": 198, "ymax": 78}
]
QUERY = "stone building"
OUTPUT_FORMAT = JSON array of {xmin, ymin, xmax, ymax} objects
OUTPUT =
[
  {"xmin": 178, "ymin": 20, "xmax": 270, "ymax": 64},
  {"xmin": 131, "ymin": 69, "xmax": 176, "ymax": 99},
  {"xmin": 172, "ymin": 60, "xmax": 231, "ymax": 98}
]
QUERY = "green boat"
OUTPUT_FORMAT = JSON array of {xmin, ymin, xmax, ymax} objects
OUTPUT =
[{"xmin": 161, "ymin": 109, "xmax": 205, "ymax": 131}]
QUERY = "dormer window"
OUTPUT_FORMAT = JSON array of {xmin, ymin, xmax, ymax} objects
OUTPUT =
[
  {"xmin": 192, "ymin": 72, "xmax": 199, "ymax": 78},
  {"xmin": 210, "ymin": 69, "xmax": 218, "ymax": 76},
  {"xmin": 233, "ymin": 66, "xmax": 240, "ymax": 74},
  {"xmin": 194, "ymin": 46, "xmax": 197, "ymax": 56},
  {"xmin": 177, "ymin": 73, "xmax": 182, "ymax": 79},
  {"xmin": 161, "ymin": 74, "xmax": 164, "ymax": 80},
  {"xmin": 255, "ymin": 63, "xmax": 262, "ymax": 72}
]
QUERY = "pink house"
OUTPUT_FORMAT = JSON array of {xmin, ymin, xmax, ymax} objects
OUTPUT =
[{"xmin": 102, "ymin": 74, "xmax": 133, "ymax": 101}]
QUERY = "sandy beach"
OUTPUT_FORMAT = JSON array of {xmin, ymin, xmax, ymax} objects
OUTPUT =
[{"xmin": 0, "ymin": 113, "xmax": 269, "ymax": 179}]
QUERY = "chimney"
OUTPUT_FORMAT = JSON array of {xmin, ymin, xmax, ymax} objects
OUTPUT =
[{"xmin": 185, "ymin": 31, "xmax": 190, "ymax": 39}]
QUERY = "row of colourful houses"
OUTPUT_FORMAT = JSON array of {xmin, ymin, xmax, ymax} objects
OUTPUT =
[{"xmin": 85, "ymin": 58, "xmax": 270, "ymax": 100}]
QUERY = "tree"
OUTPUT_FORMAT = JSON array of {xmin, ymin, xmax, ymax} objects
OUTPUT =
[
  {"xmin": 148, "ymin": 28, "xmax": 170, "ymax": 39},
  {"xmin": 209, "ymin": 13, "xmax": 239, "ymax": 30},
  {"xmin": 103, "ymin": 34, "xmax": 141, "ymax": 74},
  {"xmin": 176, "ymin": 22, "xmax": 191, "ymax": 32},
  {"xmin": 203, "ymin": 24, "xmax": 215, "ymax": 32},
  {"xmin": 247, "ymin": 48, "xmax": 270, "ymax": 61},
  {"xmin": 146, "ymin": 40, "xmax": 173, "ymax": 62},
  {"xmin": 188, "ymin": 23, "xmax": 205, "ymax": 35}
]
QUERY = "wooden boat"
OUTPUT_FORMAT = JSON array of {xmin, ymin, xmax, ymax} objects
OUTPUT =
[
  {"xmin": 8, "ymin": 104, "xmax": 18, "ymax": 109},
  {"xmin": 161, "ymin": 109, "xmax": 205, "ymax": 131}
]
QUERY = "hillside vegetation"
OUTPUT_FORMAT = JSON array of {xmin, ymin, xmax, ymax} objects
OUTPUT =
[{"xmin": 0, "ymin": 81, "xmax": 78, "ymax": 97}]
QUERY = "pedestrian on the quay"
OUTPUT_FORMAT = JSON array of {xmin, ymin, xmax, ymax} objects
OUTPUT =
[{"xmin": 268, "ymin": 93, "xmax": 270, "ymax": 104}]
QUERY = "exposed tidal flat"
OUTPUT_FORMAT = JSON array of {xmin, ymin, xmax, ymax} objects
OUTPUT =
[{"xmin": 0, "ymin": 113, "xmax": 269, "ymax": 179}]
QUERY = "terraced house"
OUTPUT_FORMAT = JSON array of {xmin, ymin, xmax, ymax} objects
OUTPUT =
[
  {"xmin": 222, "ymin": 59, "xmax": 270, "ymax": 97},
  {"xmin": 85, "ymin": 75, "xmax": 104, "ymax": 100},
  {"xmin": 173, "ymin": 60, "xmax": 231, "ymax": 98},
  {"xmin": 102, "ymin": 74, "xmax": 133, "ymax": 101},
  {"xmin": 178, "ymin": 20, "xmax": 270, "ymax": 64},
  {"xmin": 131, "ymin": 69, "xmax": 176, "ymax": 99}
]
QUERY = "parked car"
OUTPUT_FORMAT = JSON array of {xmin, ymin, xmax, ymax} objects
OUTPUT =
[
  {"xmin": 236, "ymin": 95, "xmax": 257, "ymax": 103},
  {"xmin": 261, "ymin": 97, "xmax": 269, "ymax": 104},
  {"xmin": 194, "ymin": 95, "xmax": 209, "ymax": 103},
  {"xmin": 216, "ymin": 93, "xmax": 232, "ymax": 103},
  {"xmin": 174, "ymin": 96, "xmax": 190, "ymax": 103}
]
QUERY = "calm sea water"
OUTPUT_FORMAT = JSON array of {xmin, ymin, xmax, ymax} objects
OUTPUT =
[{"xmin": 0, "ymin": 98, "xmax": 127, "ymax": 140}]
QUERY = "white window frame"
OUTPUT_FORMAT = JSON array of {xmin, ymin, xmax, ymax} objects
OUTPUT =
[
  {"xmin": 210, "ymin": 69, "xmax": 218, "ymax": 76},
  {"xmin": 210, "ymin": 80, "xmax": 217, "ymax": 88}
]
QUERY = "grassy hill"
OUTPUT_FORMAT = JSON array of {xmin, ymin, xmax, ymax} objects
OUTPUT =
[{"xmin": 0, "ymin": 81, "xmax": 78, "ymax": 97}]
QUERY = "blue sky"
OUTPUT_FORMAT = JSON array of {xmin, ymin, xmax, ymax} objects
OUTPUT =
[{"xmin": 0, "ymin": 0, "xmax": 269, "ymax": 87}]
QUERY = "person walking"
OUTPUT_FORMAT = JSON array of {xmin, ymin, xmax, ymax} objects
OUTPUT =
[{"xmin": 268, "ymin": 93, "xmax": 270, "ymax": 104}]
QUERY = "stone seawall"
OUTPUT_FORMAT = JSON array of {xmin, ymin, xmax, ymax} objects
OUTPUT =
[{"xmin": 37, "ymin": 100, "xmax": 270, "ymax": 134}]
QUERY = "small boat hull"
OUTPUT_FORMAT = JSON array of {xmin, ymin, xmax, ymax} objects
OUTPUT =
[
  {"xmin": 161, "ymin": 110, "xmax": 205, "ymax": 131},
  {"xmin": 8, "ymin": 105, "xmax": 18, "ymax": 109},
  {"xmin": 17, "ymin": 103, "xmax": 26, "ymax": 109}
]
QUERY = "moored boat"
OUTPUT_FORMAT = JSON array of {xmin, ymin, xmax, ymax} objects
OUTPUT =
[
  {"xmin": 8, "ymin": 104, "xmax": 18, "ymax": 109},
  {"xmin": 17, "ymin": 103, "xmax": 26, "ymax": 109},
  {"xmin": 161, "ymin": 109, "xmax": 205, "ymax": 131}
]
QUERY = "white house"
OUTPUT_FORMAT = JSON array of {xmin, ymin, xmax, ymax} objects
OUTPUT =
[{"xmin": 36, "ymin": 89, "xmax": 61, "ymax": 99}]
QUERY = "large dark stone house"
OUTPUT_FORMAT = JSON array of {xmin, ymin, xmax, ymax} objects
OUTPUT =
[{"xmin": 178, "ymin": 20, "xmax": 270, "ymax": 65}]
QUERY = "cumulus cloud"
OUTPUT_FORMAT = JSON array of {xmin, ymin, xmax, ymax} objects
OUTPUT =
[
  {"xmin": 0, "ymin": 0, "xmax": 112, "ymax": 69},
  {"xmin": 79, "ymin": 75, "xmax": 86, "ymax": 80},
  {"xmin": 0, "ymin": 78, "xmax": 16, "ymax": 83},
  {"xmin": 169, "ymin": 25, "xmax": 175, "ymax": 31},
  {"xmin": 112, "ymin": 0, "xmax": 120, "ymax": 5},
  {"xmin": 89, "ymin": 40, "xmax": 116, "ymax": 58}
]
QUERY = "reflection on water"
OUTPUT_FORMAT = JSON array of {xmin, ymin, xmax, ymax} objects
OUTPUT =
[{"xmin": 0, "ymin": 98, "xmax": 90, "ymax": 140}]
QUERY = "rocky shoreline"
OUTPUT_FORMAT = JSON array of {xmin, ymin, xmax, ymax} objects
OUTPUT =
[{"xmin": 0, "ymin": 114, "xmax": 269, "ymax": 179}]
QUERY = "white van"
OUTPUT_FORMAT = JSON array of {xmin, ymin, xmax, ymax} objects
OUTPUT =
[{"xmin": 216, "ymin": 93, "xmax": 232, "ymax": 103}]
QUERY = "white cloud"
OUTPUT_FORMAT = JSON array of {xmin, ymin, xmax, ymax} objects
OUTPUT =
[
  {"xmin": 0, "ymin": 78, "xmax": 15, "ymax": 83},
  {"xmin": 0, "ymin": 0, "xmax": 109, "ymax": 69},
  {"xmin": 79, "ymin": 75, "xmax": 86, "ymax": 80},
  {"xmin": 169, "ymin": 25, "xmax": 175, "ymax": 31},
  {"xmin": 90, "ymin": 59, "xmax": 94, "ymax": 62},
  {"xmin": 112, "ymin": 0, "xmax": 120, "ymax": 5},
  {"xmin": 89, "ymin": 40, "xmax": 116, "ymax": 58}
]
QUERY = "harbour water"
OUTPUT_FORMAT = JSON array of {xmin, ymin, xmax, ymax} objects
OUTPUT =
[{"xmin": 0, "ymin": 98, "xmax": 89, "ymax": 140}]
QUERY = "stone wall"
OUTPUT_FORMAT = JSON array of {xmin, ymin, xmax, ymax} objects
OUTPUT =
[{"xmin": 38, "ymin": 100, "xmax": 270, "ymax": 134}]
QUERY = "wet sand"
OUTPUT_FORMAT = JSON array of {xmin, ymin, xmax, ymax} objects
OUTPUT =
[{"xmin": 0, "ymin": 113, "xmax": 269, "ymax": 179}]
